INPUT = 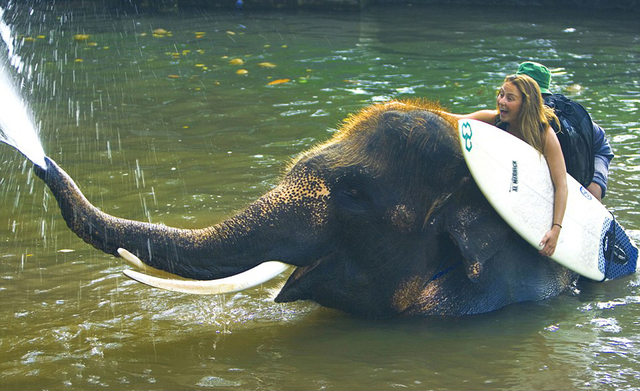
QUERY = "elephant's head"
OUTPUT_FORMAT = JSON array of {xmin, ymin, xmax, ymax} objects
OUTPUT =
[{"xmin": 34, "ymin": 100, "xmax": 576, "ymax": 318}]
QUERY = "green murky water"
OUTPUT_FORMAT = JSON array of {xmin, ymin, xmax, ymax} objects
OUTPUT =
[{"xmin": 1, "ymin": 3, "xmax": 639, "ymax": 390}]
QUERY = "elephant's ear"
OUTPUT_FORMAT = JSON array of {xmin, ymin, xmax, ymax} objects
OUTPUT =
[{"xmin": 445, "ymin": 200, "xmax": 510, "ymax": 282}]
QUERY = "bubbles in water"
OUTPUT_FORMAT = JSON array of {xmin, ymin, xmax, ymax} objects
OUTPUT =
[{"xmin": 0, "ymin": 6, "xmax": 47, "ymax": 169}]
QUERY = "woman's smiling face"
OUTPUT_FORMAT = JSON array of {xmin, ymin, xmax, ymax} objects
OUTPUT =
[{"xmin": 496, "ymin": 81, "xmax": 523, "ymax": 124}]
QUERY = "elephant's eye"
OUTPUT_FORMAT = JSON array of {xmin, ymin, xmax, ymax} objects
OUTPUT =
[
  {"xmin": 347, "ymin": 188, "xmax": 362, "ymax": 198},
  {"xmin": 336, "ymin": 181, "xmax": 372, "ymax": 213}
]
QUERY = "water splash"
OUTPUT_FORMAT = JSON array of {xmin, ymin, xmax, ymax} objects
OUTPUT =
[{"xmin": 0, "ymin": 6, "xmax": 47, "ymax": 169}]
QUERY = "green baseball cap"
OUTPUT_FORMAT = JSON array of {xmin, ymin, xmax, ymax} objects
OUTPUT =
[{"xmin": 516, "ymin": 61, "xmax": 551, "ymax": 94}]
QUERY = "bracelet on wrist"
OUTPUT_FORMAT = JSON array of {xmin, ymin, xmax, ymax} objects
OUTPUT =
[{"xmin": 552, "ymin": 223, "xmax": 562, "ymax": 229}]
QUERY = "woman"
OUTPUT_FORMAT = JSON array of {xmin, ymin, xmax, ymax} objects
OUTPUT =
[{"xmin": 451, "ymin": 74, "xmax": 567, "ymax": 257}]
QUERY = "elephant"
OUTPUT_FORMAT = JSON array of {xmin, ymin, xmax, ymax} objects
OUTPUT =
[{"xmin": 31, "ymin": 100, "xmax": 577, "ymax": 318}]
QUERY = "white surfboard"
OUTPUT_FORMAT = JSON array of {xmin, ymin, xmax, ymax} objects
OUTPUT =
[{"xmin": 458, "ymin": 119, "xmax": 638, "ymax": 281}]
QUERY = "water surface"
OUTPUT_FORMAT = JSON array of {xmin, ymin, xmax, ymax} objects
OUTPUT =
[{"xmin": 0, "ymin": 3, "xmax": 639, "ymax": 390}]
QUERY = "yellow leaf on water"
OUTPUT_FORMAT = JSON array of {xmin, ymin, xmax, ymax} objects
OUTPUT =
[
  {"xmin": 229, "ymin": 58, "xmax": 244, "ymax": 65},
  {"xmin": 24, "ymin": 37, "xmax": 36, "ymax": 42},
  {"xmin": 74, "ymin": 34, "xmax": 90, "ymax": 41},
  {"xmin": 236, "ymin": 69, "xmax": 249, "ymax": 75},
  {"xmin": 152, "ymin": 28, "xmax": 171, "ymax": 38},
  {"xmin": 268, "ymin": 78, "xmax": 290, "ymax": 85},
  {"xmin": 167, "ymin": 74, "xmax": 181, "ymax": 79},
  {"xmin": 74, "ymin": 58, "xmax": 83, "ymax": 63},
  {"xmin": 258, "ymin": 62, "xmax": 277, "ymax": 68},
  {"xmin": 226, "ymin": 31, "xmax": 236, "ymax": 35}
]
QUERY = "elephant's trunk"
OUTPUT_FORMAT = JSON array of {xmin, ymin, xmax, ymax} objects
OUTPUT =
[{"xmin": 34, "ymin": 157, "xmax": 331, "ymax": 280}]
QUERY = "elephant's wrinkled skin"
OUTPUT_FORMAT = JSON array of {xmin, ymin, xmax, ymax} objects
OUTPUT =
[{"xmin": 34, "ymin": 100, "xmax": 577, "ymax": 318}]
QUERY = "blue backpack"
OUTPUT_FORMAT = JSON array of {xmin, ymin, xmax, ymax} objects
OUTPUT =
[{"xmin": 544, "ymin": 93, "xmax": 595, "ymax": 187}]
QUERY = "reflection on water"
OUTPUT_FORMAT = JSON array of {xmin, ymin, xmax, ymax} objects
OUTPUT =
[{"xmin": 0, "ymin": 3, "xmax": 639, "ymax": 390}]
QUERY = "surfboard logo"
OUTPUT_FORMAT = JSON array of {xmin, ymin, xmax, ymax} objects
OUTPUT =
[
  {"xmin": 461, "ymin": 121, "xmax": 473, "ymax": 152},
  {"xmin": 510, "ymin": 161, "xmax": 518, "ymax": 192},
  {"xmin": 579, "ymin": 186, "xmax": 593, "ymax": 201}
]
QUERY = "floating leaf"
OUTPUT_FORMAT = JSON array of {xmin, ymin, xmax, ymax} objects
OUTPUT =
[
  {"xmin": 58, "ymin": 249, "xmax": 75, "ymax": 253},
  {"xmin": 236, "ymin": 69, "xmax": 248, "ymax": 75},
  {"xmin": 74, "ymin": 58, "xmax": 83, "ymax": 63},
  {"xmin": 268, "ymin": 79, "xmax": 290, "ymax": 85},
  {"xmin": 152, "ymin": 28, "xmax": 172, "ymax": 38},
  {"xmin": 565, "ymin": 84, "xmax": 582, "ymax": 93},
  {"xmin": 226, "ymin": 31, "xmax": 236, "ymax": 35},
  {"xmin": 258, "ymin": 62, "xmax": 277, "ymax": 68},
  {"xmin": 74, "ymin": 34, "xmax": 90, "ymax": 41},
  {"xmin": 229, "ymin": 58, "xmax": 244, "ymax": 65},
  {"xmin": 167, "ymin": 74, "xmax": 181, "ymax": 79}
]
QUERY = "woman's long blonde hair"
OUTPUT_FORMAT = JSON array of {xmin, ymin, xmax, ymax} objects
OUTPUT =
[{"xmin": 499, "ymin": 74, "xmax": 559, "ymax": 154}]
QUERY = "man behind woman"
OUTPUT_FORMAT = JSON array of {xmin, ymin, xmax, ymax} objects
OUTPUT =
[{"xmin": 515, "ymin": 62, "xmax": 614, "ymax": 201}]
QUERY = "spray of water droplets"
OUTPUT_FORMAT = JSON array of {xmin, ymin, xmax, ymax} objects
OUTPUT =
[{"xmin": 0, "ymin": 6, "xmax": 47, "ymax": 169}]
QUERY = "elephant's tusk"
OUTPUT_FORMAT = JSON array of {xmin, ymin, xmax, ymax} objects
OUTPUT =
[
  {"xmin": 118, "ymin": 248, "xmax": 290, "ymax": 295},
  {"xmin": 117, "ymin": 248, "xmax": 179, "ymax": 279}
]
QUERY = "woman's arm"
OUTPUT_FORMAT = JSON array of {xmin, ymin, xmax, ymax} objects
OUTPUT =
[
  {"xmin": 539, "ymin": 126, "xmax": 568, "ymax": 257},
  {"xmin": 444, "ymin": 109, "xmax": 498, "ymax": 124}
]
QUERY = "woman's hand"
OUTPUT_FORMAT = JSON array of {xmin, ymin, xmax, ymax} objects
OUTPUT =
[{"xmin": 539, "ymin": 225, "xmax": 562, "ymax": 257}]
